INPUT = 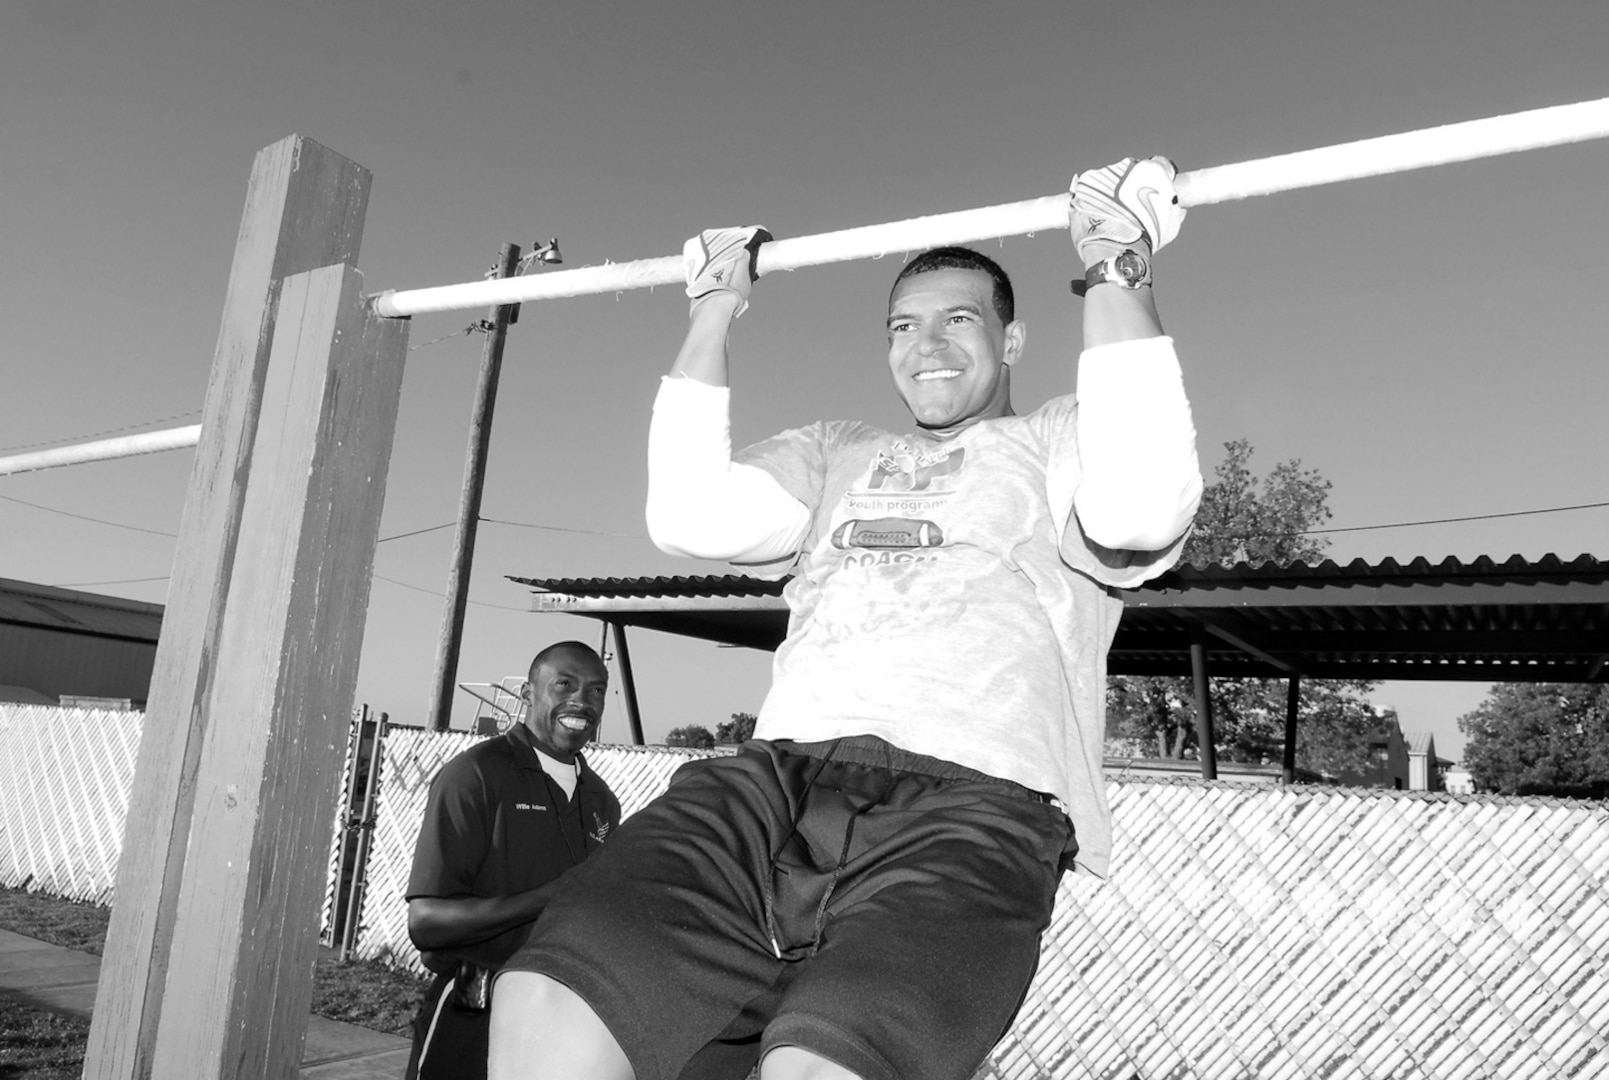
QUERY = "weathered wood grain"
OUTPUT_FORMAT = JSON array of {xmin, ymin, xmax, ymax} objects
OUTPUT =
[{"xmin": 86, "ymin": 136, "xmax": 393, "ymax": 1080}]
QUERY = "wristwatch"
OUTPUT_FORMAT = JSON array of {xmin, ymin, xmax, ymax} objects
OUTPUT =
[{"xmin": 1070, "ymin": 249, "xmax": 1151, "ymax": 296}]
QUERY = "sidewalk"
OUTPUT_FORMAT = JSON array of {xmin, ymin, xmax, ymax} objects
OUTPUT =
[{"xmin": 0, "ymin": 927, "xmax": 411, "ymax": 1079}]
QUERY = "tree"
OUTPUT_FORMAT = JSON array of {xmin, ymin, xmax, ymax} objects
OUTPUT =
[
  {"xmin": 1185, "ymin": 438, "xmax": 1332, "ymax": 567},
  {"xmin": 716, "ymin": 712, "xmax": 757, "ymax": 745},
  {"xmin": 664, "ymin": 725, "xmax": 716, "ymax": 749},
  {"xmin": 1293, "ymin": 695, "xmax": 1392, "ymax": 780},
  {"xmin": 1107, "ymin": 440, "xmax": 1378, "ymax": 775},
  {"xmin": 1458, "ymin": 684, "xmax": 1609, "ymax": 796}
]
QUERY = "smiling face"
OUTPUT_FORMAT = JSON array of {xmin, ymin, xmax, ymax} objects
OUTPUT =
[
  {"xmin": 522, "ymin": 645, "xmax": 608, "ymax": 763},
  {"xmin": 886, "ymin": 267, "xmax": 1025, "ymax": 436}
]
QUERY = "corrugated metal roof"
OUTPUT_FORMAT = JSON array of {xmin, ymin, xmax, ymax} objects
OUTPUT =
[
  {"xmin": 516, "ymin": 553, "xmax": 1607, "ymax": 598},
  {"xmin": 1151, "ymin": 550, "xmax": 1604, "ymax": 585},
  {"xmin": 0, "ymin": 578, "xmax": 164, "ymax": 644},
  {"xmin": 511, "ymin": 572, "xmax": 788, "ymax": 599},
  {"xmin": 512, "ymin": 553, "xmax": 1609, "ymax": 683}
]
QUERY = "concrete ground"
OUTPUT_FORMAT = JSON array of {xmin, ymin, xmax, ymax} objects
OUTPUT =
[{"xmin": 0, "ymin": 927, "xmax": 411, "ymax": 1078}]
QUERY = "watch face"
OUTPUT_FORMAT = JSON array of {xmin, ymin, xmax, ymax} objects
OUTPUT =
[{"xmin": 1114, "ymin": 251, "xmax": 1148, "ymax": 284}]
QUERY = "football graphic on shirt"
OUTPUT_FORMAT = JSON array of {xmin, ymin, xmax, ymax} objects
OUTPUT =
[{"xmin": 830, "ymin": 517, "xmax": 946, "ymax": 550}]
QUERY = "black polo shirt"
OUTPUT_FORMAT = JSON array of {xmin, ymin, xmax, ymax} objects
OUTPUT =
[{"xmin": 406, "ymin": 721, "xmax": 622, "ymax": 972}]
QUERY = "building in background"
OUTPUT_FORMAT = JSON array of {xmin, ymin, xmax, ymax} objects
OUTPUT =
[
  {"xmin": 1405, "ymin": 731, "xmax": 1451, "ymax": 792},
  {"xmin": 1341, "ymin": 722, "xmax": 1452, "ymax": 792},
  {"xmin": 0, "ymin": 578, "xmax": 162, "ymax": 707},
  {"xmin": 1443, "ymin": 764, "xmax": 1476, "ymax": 795}
]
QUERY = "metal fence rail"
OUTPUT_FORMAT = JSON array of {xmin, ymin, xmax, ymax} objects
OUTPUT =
[{"xmin": 4, "ymin": 704, "xmax": 1606, "ymax": 1078}]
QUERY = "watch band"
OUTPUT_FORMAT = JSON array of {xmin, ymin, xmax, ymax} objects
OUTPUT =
[{"xmin": 1070, "ymin": 249, "xmax": 1152, "ymax": 297}]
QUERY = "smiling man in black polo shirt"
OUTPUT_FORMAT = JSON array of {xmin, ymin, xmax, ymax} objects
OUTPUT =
[{"xmin": 404, "ymin": 640, "xmax": 622, "ymax": 1080}]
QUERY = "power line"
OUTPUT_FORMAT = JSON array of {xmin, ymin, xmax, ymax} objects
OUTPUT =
[
  {"xmin": 45, "ymin": 569, "xmax": 531, "ymax": 612},
  {"xmin": 7, "ymin": 484, "xmax": 1605, "ymax": 551},
  {"xmin": 1305, "ymin": 500, "xmax": 1609, "ymax": 536},
  {"xmin": 0, "ymin": 494, "xmax": 179, "ymax": 537},
  {"xmin": 46, "ymin": 568, "xmax": 530, "ymax": 611},
  {"xmin": 0, "ymin": 409, "xmax": 203, "ymax": 456},
  {"xmin": 408, "ymin": 325, "xmax": 480, "ymax": 351},
  {"xmin": 0, "ymin": 494, "xmax": 642, "ymax": 545},
  {"xmin": 372, "ymin": 572, "xmax": 529, "ymax": 611},
  {"xmin": 378, "ymin": 521, "xmax": 456, "ymax": 543},
  {"xmin": 1217, "ymin": 499, "xmax": 1609, "ymax": 543},
  {"xmin": 479, "ymin": 515, "xmax": 642, "ymax": 539},
  {"xmin": 0, "ymin": 329, "xmax": 483, "ymax": 461},
  {"xmin": 377, "ymin": 517, "xmax": 641, "ymax": 543}
]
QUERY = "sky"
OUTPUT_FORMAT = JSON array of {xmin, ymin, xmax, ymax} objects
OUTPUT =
[{"xmin": 3, "ymin": 1, "xmax": 1607, "ymax": 760}]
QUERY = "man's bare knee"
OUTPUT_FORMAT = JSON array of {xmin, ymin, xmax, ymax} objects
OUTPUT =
[
  {"xmin": 488, "ymin": 971, "xmax": 633, "ymax": 1080},
  {"xmin": 760, "ymin": 1045, "xmax": 864, "ymax": 1080}
]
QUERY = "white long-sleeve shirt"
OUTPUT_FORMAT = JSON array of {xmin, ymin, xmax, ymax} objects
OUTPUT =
[{"xmin": 646, "ymin": 335, "xmax": 1202, "ymax": 563}]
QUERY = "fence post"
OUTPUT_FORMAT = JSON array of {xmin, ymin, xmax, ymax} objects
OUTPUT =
[
  {"xmin": 1189, "ymin": 626, "xmax": 1218, "ymax": 781},
  {"xmin": 342, "ymin": 710, "xmax": 388, "ymax": 960},
  {"xmin": 325, "ymin": 705, "xmax": 367, "ymax": 948}
]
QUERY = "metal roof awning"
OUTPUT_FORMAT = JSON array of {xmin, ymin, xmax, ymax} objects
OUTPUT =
[
  {"xmin": 512, "ymin": 554, "xmax": 1609, "ymax": 684},
  {"xmin": 0, "ymin": 578, "xmax": 165, "ymax": 645},
  {"xmin": 516, "ymin": 573, "xmax": 790, "ymax": 653}
]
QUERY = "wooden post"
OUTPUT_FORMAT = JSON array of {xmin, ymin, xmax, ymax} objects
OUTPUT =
[
  {"xmin": 1282, "ymin": 676, "xmax": 1302, "ymax": 783},
  {"xmin": 609, "ymin": 620, "xmax": 645, "ymax": 745},
  {"xmin": 427, "ymin": 242, "xmax": 523, "ymax": 731},
  {"xmin": 85, "ymin": 137, "xmax": 407, "ymax": 1080},
  {"xmin": 1189, "ymin": 626, "xmax": 1218, "ymax": 780}
]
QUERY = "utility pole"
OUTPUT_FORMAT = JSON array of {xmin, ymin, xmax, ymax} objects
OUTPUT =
[{"xmin": 426, "ymin": 242, "xmax": 521, "ymax": 731}]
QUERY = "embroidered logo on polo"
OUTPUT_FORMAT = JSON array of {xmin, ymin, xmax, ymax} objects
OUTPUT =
[{"xmin": 514, "ymin": 803, "xmax": 548, "ymax": 811}]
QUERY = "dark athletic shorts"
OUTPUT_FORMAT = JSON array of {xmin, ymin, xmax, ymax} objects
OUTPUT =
[
  {"xmin": 501, "ymin": 736, "xmax": 1075, "ymax": 1080},
  {"xmin": 407, "ymin": 967, "xmax": 490, "ymax": 1080}
]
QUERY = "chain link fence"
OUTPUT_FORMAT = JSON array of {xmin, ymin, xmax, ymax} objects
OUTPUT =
[{"xmin": 3, "ymin": 702, "xmax": 1606, "ymax": 1078}]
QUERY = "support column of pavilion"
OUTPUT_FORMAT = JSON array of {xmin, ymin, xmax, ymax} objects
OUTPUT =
[
  {"xmin": 607, "ymin": 620, "xmax": 647, "ymax": 745},
  {"xmin": 1185, "ymin": 615, "xmax": 1306, "ymax": 782}
]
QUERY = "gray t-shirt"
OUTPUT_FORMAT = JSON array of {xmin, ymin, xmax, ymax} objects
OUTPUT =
[{"xmin": 736, "ymin": 393, "xmax": 1186, "ymax": 876}]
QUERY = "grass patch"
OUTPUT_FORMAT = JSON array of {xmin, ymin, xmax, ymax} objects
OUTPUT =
[
  {"xmin": 309, "ymin": 956, "xmax": 425, "ymax": 1036},
  {"xmin": 0, "ymin": 887, "xmax": 108, "ymax": 956},
  {"xmin": 0, "ymin": 997, "xmax": 89, "ymax": 1080},
  {"xmin": 0, "ymin": 885, "xmax": 426, "ymax": 1037}
]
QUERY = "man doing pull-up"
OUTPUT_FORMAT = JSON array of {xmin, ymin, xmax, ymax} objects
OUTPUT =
[{"xmin": 490, "ymin": 156, "xmax": 1203, "ymax": 1080}]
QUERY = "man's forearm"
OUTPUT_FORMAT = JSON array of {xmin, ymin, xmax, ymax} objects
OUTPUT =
[
  {"xmin": 407, "ymin": 882, "xmax": 561, "ymax": 953},
  {"xmin": 668, "ymin": 292, "xmax": 743, "ymax": 385},
  {"xmin": 1078, "ymin": 236, "xmax": 1165, "ymax": 348},
  {"xmin": 1082, "ymin": 282, "xmax": 1163, "ymax": 347}
]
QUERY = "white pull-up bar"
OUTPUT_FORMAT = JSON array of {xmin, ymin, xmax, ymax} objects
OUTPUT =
[
  {"xmin": 371, "ymin": 96, "xmax": 1609, "ymax": 318},
  {"xmin": 5, "ymin": 95, "xmax": 1608, "ymax": 478},
  {"xmin": 0, "ymin": 425, "xmax": 203, "ymax": 478}
]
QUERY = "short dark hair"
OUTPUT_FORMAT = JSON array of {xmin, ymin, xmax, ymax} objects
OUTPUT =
[
  {"xmin": 890, "ymin": 246, "xmax": 1014, "ymax": 324},
  {"xmin": 528, "ymin": 640, "xmax": 603, "ymax": 683}
]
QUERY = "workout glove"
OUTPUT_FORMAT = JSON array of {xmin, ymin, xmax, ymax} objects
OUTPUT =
[
  {"xmin": 1070, "ymin": 156, "xmax": 1185, "ymax": 263},
  {"xmin": 684, "ymin": 226, "xmax": 773, "ymax": 318}
]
